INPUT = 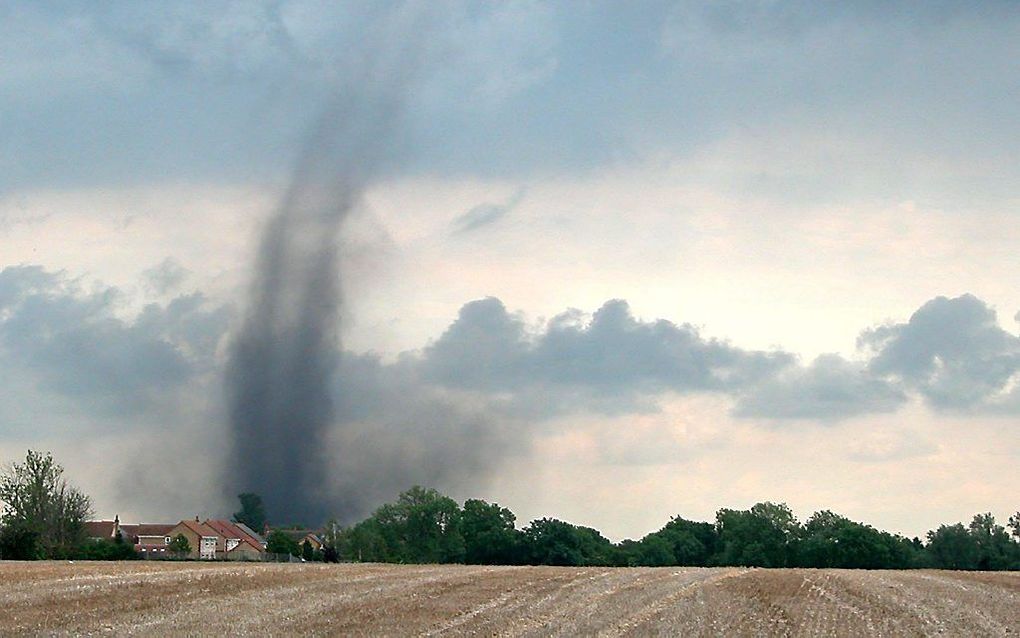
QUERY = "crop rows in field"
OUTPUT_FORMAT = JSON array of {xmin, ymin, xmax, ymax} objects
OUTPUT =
[{"xmin": 0, "ymin": 562, "xmax": 1016, "ymax": 636}]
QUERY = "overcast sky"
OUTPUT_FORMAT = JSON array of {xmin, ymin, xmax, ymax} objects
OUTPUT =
[{"xmin": 1, "ymin": 1, "xmax": 1018, "ymax": 539}]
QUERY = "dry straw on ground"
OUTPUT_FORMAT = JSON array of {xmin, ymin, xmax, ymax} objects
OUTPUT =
[{"xmin": 0, "ymin": 562, "xmax": 1016, "ymax": 636}]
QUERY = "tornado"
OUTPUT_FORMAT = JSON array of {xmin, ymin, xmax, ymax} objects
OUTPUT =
[{"xmin": 225, "ymin": 14, "xmax": 423, "ymax": 525}]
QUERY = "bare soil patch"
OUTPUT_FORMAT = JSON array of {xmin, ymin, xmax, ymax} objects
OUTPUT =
[{"xmin": 0, "ymin": 562, "xmax": 1015, "ymax": 636}]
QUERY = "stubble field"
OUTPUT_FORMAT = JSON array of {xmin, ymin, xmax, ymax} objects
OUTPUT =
[{"xmin": 0, "ymin": 561, "xmax": 1016, "ymax": 636}]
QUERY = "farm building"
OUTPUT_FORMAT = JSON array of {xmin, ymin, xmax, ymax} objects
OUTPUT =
[
  {"xmin": 85, "ymin": 516, "xmax": 268, "ymax": 559},
  {"xmin": 203, "ymin": 519, "xmax": 266, "ymax": 559},
  {"xmin": 167, "ymin": 519, "xmax": 222, "ymax": 560},
  {"xmin": 133, "ymin": 524, "xmax": 176, "ymax": 556},
  {"xmin": 85, "ymin": 517, "xmax": 176, "ymax": 556}
]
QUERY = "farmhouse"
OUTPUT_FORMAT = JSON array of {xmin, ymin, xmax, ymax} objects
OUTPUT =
[
  {"xmin": 203, "ymin": 519, "xmax": 265, "ymax": 559},
  {"xmin": 301, "ymin": 533, "xmax": 324, "ymax": 551},
  {"xmin": 168, "ymin": 519, "xmax": 222, "ymax": 560},
  {"xmin": 85, "ymin": 517, "xmax": 178, "ymax": 556},
  {"xmin": 85, "ymin": 515, "xmax": 268, "ymax": 559},
  {"xmin": 133, "ymin": 524, "xmax": 176, "ymax": 556},
  {"xmin": 84, "ymin": 516, "xmax": 123, "ymax": 541}
]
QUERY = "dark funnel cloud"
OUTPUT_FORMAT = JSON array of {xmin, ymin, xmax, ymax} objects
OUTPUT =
[{"xmin": 226, "ymin": 9, "xmax": 431, "ymax": 526}]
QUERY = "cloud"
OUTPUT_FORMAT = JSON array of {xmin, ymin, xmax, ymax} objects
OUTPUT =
[
  {"xmin": 0, "ymin": 263, "xmax": 506, "ymax": 524},
  {"xmin": 450, "ymin": 188, "xmax": 525, "ymax": 234},
  {"xmin": 2, "ymin": 263, "xmax": 1017, "ymax": 522},
  {"xmin": 420, "ymin": 297, "xmax": 794, "ymax": 417},
  {"xmin": 734, "ymin": 354, "xmax": 906, "ymax": 421},
  {"xmin": 0, "ymin": 265, "xmax": 228, "ymax": 419},
  {"xmin": 320, "ymin": 351, "xmax": 516, "ymax": 519},
  {"xmin": 142, "ymin": 257, "xmax": 190, "ymax": 295},
  {"xmin": 5, "ymin": 264, "xmax": 1017, "ymax": 444},
  {"xmin": 0, "ymin": 264, "xmax": 54, "ymax": 304},
  {"xmin": 105, "ymin": 3, "xmax": 297, "ymax": 79},
  {"xmin": 860, "ymin": 294, "xmax": 1020, "ymax": 411},
  {"xmin": 0, "ymin": 264, "xmax": 239, "ymax": 520},
  {"xmin": 417, "ymin": 294, "xmax": 1020, "ymax": 421},
  {"xmin": 6, "ymin": 2, "xmax": 1017, "ymax": 200}
]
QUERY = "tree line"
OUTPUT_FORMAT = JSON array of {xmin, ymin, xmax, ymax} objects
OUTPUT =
[
  {"xmin": 3, "ymin": 450, "xmax": 1018, "ymax": 569},
  {"xmin": 324, "ymin": 486, "xmax": 1020, "ymax": 570}
]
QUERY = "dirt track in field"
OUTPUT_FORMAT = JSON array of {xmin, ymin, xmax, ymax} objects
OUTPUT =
[{"xmin": 0, "ymin": 562, "xmax": 1016, "ymax": 636}]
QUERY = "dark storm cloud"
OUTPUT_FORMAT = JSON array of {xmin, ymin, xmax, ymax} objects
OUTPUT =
[
  {"xmin": 420, "ymin": 297, "xmax": 794, "ymax": 417},
  {"xmin": 322, "ymin": 352, "xmax": 514, "ymax": 519},
  {"xmin": 5, "ymin": 2, "xmax": 1018, "ymax": 200},
  {"xmin": 0, "ymin": 263, "xmax": 509, "ymax": 523},
  {"xmin": 860, "ymin": 294, "xmax": 1020, "ymax": 411},
  {"xmin": 417, "ymin": 294, "xmax": 1020, "ymax": 420},
  {"xmin": 0, "ymin": 265, "xmax": 227, "ymax": 419},
  {"xmin": 6, "ymin": 264, "xmax": 1016, "ymax": 440}
]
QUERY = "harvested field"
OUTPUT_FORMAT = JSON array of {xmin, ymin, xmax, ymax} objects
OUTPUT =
[{"xmin": 0, "ymin": 562, "xmax": 1016, "ymax": 636}]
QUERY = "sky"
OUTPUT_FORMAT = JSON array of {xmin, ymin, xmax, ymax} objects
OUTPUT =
[{"xmin": 1, "ymin": 1, "xmax": 1018, "ymax": 540}]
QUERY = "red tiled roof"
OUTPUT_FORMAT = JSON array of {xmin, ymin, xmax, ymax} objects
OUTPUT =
[
  {"xmin": 205, "ymin": 519, "xmax": 265, "ymax": 551},
  {"xmin": 84, "ymin": 521, "xmax": 116, "ymax": 539},
  {"xmin": 87, "ymin": 521, "xmax": 177, "ymax": 545},
  {"xmin": 135, "ymin": 524, "xmax": 175, "ymax": 537},
  {"xmin": 175, "ymin": 519, "xmax": 221, "ymax": 538},
  {"xmin": 204, "ymin": 519, "xmax": 239, "ymax": 540}
]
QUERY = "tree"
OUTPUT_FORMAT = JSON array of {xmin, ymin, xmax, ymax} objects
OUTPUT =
[
  {"xmin": 79, "ymin": 537, "xmax": 139, "ymax": 561},
  {"xmin": 233, "ymin": 493, "xmax": 266, "ymax": 534},
  {"xmin": 0, "ymin": 450, "xmax": 92, "ymax": 558},
  {"xmin": 336, "ymin": 518, "xmax": 392, "ymax": 562},
  {"xmin": 301, "ymin": 539, "xmax": 315, "ymax": 561},
  {"xmin": 967, "ymin": 513, "xmax": 1013, "ymax": 570},
  {"xmin": 523, "ymin": 518, "xmax": 613, "ymax": 566},
  {"xmin": 267, "ymin": 530, "xmax": 300, "ymax": 556},
  {"xmin": 397, "ymin": 486, "xmax": 465, "ymax": 563},
  {"xmin": 0, "ymin": 521, "xmax": 40, "ymax": 560},
  {"xmin": 622, "ymin": 515, "xmax": 715, "ymax": 568},
  {"xmin": 322, "ymin": 544, "xmax": 339, "ymax": 563},
  {"xmin": 461, "ymin": 499, "xmax": 521, "ymax": 565},
  {"xmin": 523, "ymin": 518, "xmax": 585, "ymax": 566},
  {"xmin": 168, "ymin": 534, "xmax": 191, "ymax": 556},
  {"xmin": 320, "ymin": 519, "xmax": 341, "ymax": 562},
  {"xmin": 1008, "ymin": 512, "xmax": 1020, "ymax": 541},
  {"xmin": 655, "ymin": 516, "xmax": 716, "ymax": 566},
  {"xmin": 715, "ymin": 502, "xmax": 798, "ymax": 567},
  {"xmin": 927, "ymin": 523, "xmax": 979, "ymax": 570},
  {"xmin": 340, "ymin": 486, "xmax": 466, "ymax": 564},
  {"xmin": 633, "ymin": 535, "xmax": 675, "ymax": 566},
  {"xmin": 317, "ymin": 483, "xmax": 1016, "ymax": 571}
]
